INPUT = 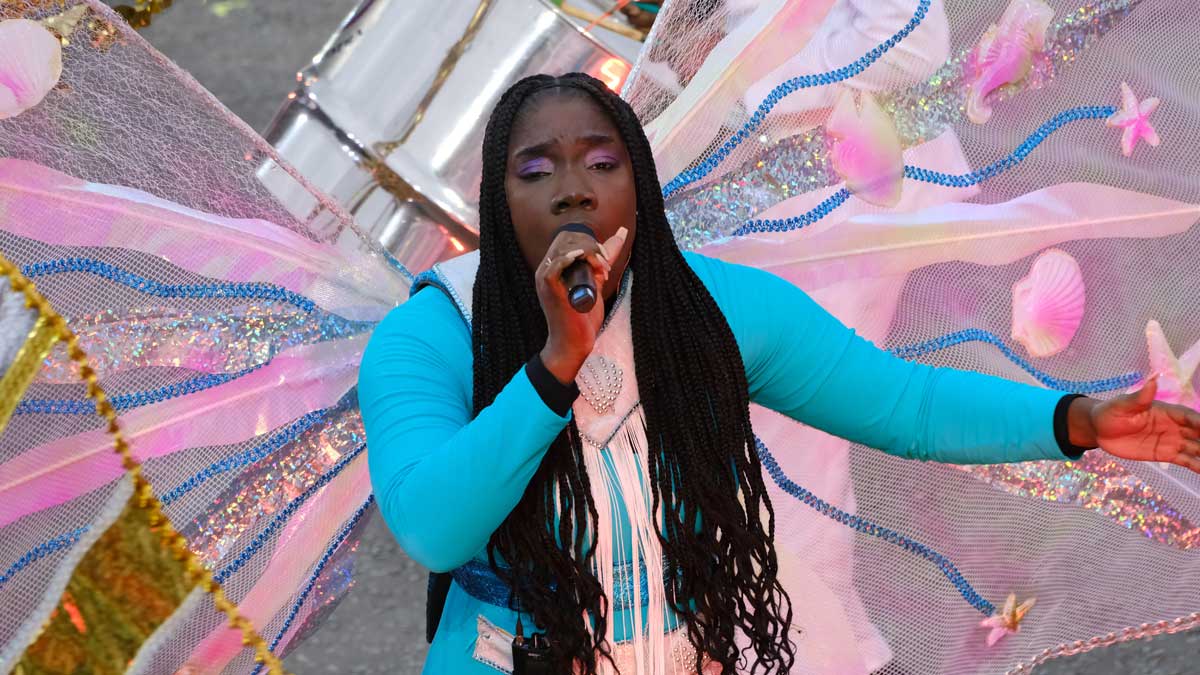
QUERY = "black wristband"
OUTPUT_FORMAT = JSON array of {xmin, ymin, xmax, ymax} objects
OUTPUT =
[
  {"xmin": 1053, "ymin": 393, "xmax": 1093, "ymax": 459},
  {"xmin": 526, "ymin": 353, "xmax": 579, "ymax": 417},
  {"xmin": 554, "ymin": 222, "xmax": 596, "ymax": 239}
]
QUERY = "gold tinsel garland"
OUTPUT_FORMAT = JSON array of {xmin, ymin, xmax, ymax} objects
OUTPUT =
[{"xmin": 0, "ymin": 255, "xmax": 289, "ymax": 675}]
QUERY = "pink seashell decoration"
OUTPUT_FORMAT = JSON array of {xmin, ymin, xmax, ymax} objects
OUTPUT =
[
  {"xmin": 0, "ymin": 19, "xmax": 63, "ymax": 120},
  {"xmin": 827, "ymin": 90, "xmax": 904, "ymax": 208},
  {"xmin": 1011, "ymin": 249, "xmax": 1085, "ymax": 358},
  {"xmin": 966, "ymin": 0, "xmax": 1054, "ymax": 124}
]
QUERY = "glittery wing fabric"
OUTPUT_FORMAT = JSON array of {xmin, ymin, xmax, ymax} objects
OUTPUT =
[
  {"xmin": 629, "ymin": 0, "xmax": 1200, "ymax": 673},
  {"xmin": 0, "ymin": 2, "xmax": 407, "ymax": 672}
]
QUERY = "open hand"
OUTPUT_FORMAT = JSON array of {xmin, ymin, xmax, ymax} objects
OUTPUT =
[{"xmin": 1088, "ymin": 376, "xmax": 1200, "ymax": 473}]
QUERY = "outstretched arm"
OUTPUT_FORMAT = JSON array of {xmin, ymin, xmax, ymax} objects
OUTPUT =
[{"xmin": 688, "ymin": 253, "xmax": 1200, "ymax": 466}]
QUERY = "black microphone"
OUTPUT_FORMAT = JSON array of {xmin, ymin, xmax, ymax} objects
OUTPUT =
[
  {"xmin": 556, "ymin": 222, "xmax": 597, "ymax": 313},
  {"xmin": 564, "ymin": 258, "xmax": 597, "ymax": 313}
]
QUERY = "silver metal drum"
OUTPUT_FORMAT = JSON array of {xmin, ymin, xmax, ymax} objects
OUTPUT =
[{"xmin": 264, "ymin": 0, "xmax": 637, "ymax": 273}]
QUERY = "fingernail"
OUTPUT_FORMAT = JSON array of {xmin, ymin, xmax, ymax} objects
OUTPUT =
[
  {"xmin": 567, "ymin": 249, "xmax": 585, "ymax": 258},
  {"xmin": 616, "ymin": 226, "xmax": 628, "ymax": 239}
]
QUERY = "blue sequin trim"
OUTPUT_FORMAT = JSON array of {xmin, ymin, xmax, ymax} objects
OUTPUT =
[
  {"xmin": 382, "ymin": 249, "xmax": 416, "ymax": 282},
  {"xmin": 755, "ymin": 436, "xmax": 994, "ymax": 615},
  {"xmin": 213, "ymin": 441, "xmax": 366, "ymax": 584},
  {"xmin": 15, "ymin": 363, "xmax": 270, "ymax": 417},
  {"xmin": 903, "ymin": 106, "xmax": 1116, "ymax": 189},
  {"xmin": 451, "ymin": 557, "xmax": 667, "ymax": 612},
  {"xmin": 413, "ymin": 267, "xmax": 472, "ymax": 328},
  {"xmin": 734, "ymin": 189, "xmax": 852, "ymax": 236},
  {"xmin": 21, "ymin": 258, "xmax": 316, "ymax": 313},
  {"xmin": 735, "ymin": 105, "xmax": 1117, "ymax": 234},
  {"xmin": 14, "ymin": 310, "xmax": 370, "ymax": 417},
  {"xmin": 0, "ymin": 526, "xmax": 90, "ymax": 589},
  {"xmin": 250, "ymin": 495, "xmax": 376, "ymax": 674},
  {"xmin": 892, "ymin": 328, "xmax": 1141, "ymax": 394},
  {"xmin": 661, "ymin": 0, "xmax": 932, "ymax": 199},
  {"xmin": 159, "ymin": 409, "xmax": 332, "ymax": 507}
]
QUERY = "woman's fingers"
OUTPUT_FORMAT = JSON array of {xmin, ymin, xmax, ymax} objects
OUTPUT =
[
  {"xmin": 602, "ymin": 226, "xmax": 630, "ymax": 261},
  {"xmin": 585, "ymin": 243, "xmax": 612, "ymax": 283},
  {"xmin": 1173, "ymin": 449, "xmax": 1200, "ymax": 474},
  {"xmin": 541, "ymin": 248, "xmax": 586, "ymax": 290},
  {"xmin": 1173, "ymin": 405, "xmax": 1200, "ymax": 432},
  {"xmin": 542, "ymin": 225, "xmax": 627, "ymax": 289}
]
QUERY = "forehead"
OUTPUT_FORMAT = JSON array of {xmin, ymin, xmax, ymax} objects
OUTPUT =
[{"xmin": 508, "ymin": 92, "xmax": 623, "ymax": 152}]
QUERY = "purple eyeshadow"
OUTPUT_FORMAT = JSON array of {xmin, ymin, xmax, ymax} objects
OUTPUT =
[{"xmin": 517, "ymin": 158, "xmax": 552, "ymax": 177}]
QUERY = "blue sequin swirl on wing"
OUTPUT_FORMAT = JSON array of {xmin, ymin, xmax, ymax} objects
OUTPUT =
[
  {"xmin": 15, "ymin": 309, "xmax": 371, "ymax": 417},
  {"xmin": 382, "ymin": 249, "xmax": 416, "ymax": 282},
  {"xmin": 213, "ymin": 441, "xmax": 366, "ymax": 584},
  {"xmin": 250, "ymin": 495, "xmax": 377, "ymax": 674},
  {"xmin": 732, "ymin": 189, "xmax": 852, "ymax": 236},
  {"xmin": 735, "ymin": 106, "xmax": 1117, "ymax": 234},
  {"xmin": 667, "ymin": 3, "xmax": 1141, "ymax": 248},
  {"xmin": 15, "ymin": 364, "xmax": 270, "ymax": 417},
  {"xmin": 0, "ymin": 526, "xmax": 90, "ymax": 589},
  {"xmin": 903, "ymin": 106, "xmax": 1117, "ymax": 188},
  {"xmin": 891, "ymin": 328, "xmax": 1142, "ymax": 394},
  {"xmin": 755, "ymin": 436, "xmax": 995, "ymax": 615},
  {"xmin": 21, "ymin": 257, "xmax": 316, "ymax": 313},
  {"xmin": 660, "ymin": 0, "xmax": 933, "ymax": 199},
  {"xmin": 159, "ymin": 408, "xmax": 333, "ymax": 507}
]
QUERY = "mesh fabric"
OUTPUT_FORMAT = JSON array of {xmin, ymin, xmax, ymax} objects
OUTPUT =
[
  {"xmin": 0, "ymin": 2, "xmax": 406, "ymax": 672},
  {"xmin": 627, "ymin": 0, "xmax": 1200, "ymax": 672}
]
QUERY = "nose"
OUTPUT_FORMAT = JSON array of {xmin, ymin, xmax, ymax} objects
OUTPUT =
[
  {"xmin": 552, "ymin": 191, "xmax": 595, "ymax": 214},
  {"xmin": 551, "ymin": 174, "xmax": 597, "ymax": 215}
]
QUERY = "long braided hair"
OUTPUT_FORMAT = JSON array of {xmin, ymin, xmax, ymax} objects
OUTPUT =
[{"xmin": 472, "ymin": 73, "xmax": 794, "ymax": 674}]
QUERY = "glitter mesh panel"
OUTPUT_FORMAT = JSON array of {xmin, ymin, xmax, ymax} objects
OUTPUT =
[
  {"xmin": 629, "ymin": 0, "xmax": 1200, "ymax": 672},
  {"xmin": 0, "ymin": 1, "xmax": 408, "ymax": 671}
]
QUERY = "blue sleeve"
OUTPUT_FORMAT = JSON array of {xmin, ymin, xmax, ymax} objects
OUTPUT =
[
  {"xmin": 359, "ymin": 287, "xmax": 571, "ymax": 573},
  {"xmin": 686, "ymin": 253, "xmax": 1067, "ymax": 464}
]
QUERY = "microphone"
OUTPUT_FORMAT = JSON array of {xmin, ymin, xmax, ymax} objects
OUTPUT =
[
  {"xmin": 564, "ymin": 258, "xmax": 597, "ymax": 313},
  {"xmin": 556, "ymin": 222, "xmax": 597, "ymax": 313}
]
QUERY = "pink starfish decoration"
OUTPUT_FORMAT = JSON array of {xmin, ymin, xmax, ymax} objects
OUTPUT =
[
  {"xmin": 1106, "ymin": 82, "xmax": 1160, "ymax": 157},
  {"xmin": 980, "ymin": 593, "xmax": 1036, "ymax": 647}
]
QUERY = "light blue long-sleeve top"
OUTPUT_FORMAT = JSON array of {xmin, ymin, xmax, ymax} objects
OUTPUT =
[{"xmin": 359, "ymin": 252, "xmax": 1070, "ymax": 674}]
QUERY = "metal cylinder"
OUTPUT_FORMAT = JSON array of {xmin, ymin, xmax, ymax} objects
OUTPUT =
[{"xmin": 264, "ymin": 0, "xmax": 635, "ymax": 273}]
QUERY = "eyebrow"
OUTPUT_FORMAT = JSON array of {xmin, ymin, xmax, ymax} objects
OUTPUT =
[{"xmin": 512, "ymin": 134, "xmax": 617, "ymax": 159}]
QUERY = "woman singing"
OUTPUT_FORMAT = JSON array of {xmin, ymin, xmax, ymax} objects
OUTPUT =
[{"xmin": 360, "ymin": 73, "xmax": 1200, "ymax": 675}]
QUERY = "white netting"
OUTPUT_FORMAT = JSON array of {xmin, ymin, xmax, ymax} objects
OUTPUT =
[
  {"xmin": 0, "ymin": 1, "xmax": 408, "ymax": 672},
  {"xmin": 628, "ymin": 0, "xmax": 1200, "ymax": 672}
]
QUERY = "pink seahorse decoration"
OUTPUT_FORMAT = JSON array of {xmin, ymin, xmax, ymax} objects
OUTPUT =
[{"xmin": 966, "ymin": 0, "xmax": 1054, "ymax": 124}]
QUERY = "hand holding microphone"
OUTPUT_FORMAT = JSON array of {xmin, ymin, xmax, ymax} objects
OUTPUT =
[
  {"xmin": 534, "ymin": 223, "xmax": 629, "ymax": 385},
  {"xmin": 563, "ymin": 251, "xmax": 599, "ymax": 313}
]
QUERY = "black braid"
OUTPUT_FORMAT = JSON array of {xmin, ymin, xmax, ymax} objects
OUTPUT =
[{"xmin": 473, "ymin": 73, "xmax": 794, "ymax": 674}]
